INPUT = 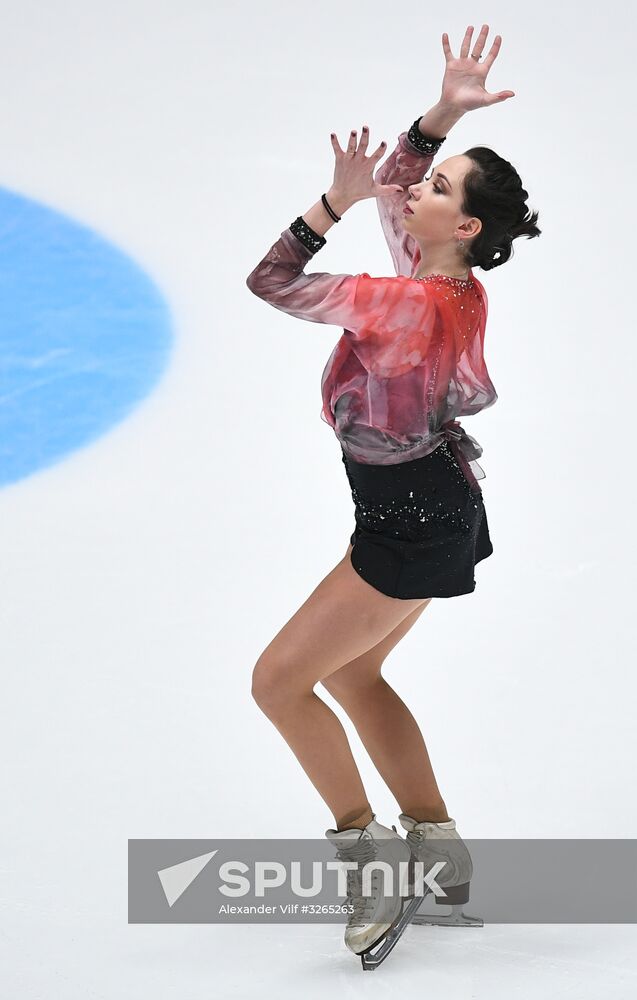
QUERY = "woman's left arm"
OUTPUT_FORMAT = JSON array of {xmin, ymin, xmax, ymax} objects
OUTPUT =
[
  {"xmin": 245, "ymin": 222, "xmax": 395, "ymax": 333},
  {"xmin": 244, "ymin": 179, "xmax": 354, "ymax": 325},
  {"xmin": 245, "ymin": 126, "xmax": 406, "ymax": 329},
  {"xmin": 295, "ymin": 185, "xmax": 356, "ymax": 241}
]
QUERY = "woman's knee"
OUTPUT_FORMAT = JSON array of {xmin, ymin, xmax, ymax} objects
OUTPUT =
[
  {"xmin": 323, "ymin": 600, "xmax": 431, "ymax": 703},
  {"xmin": 320, "ymin": 656, "xmax": 385, "ymax": 701},
  {"xmin": 251, "ymin": 653, "xmax": 298, "ymax": 711}
]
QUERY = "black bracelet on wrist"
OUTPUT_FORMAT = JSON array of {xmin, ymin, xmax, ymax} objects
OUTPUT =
[
  {"xmin": 321, "ymin": 193, "xmax": 341, "ymax": 223},
  {"xmin": 289, "ymin": 189, "xmax": 342, "ymax": 253},
  {"xmin": 406, "ymin": 118, "xmax": 447, "ymax": 156},
  {"xmin": 289, "ymin": 216, "xmax": 327, "ymax": 253}
]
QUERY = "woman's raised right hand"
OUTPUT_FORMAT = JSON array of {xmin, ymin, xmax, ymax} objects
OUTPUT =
[{"xmin": 439, "ymin": 25, "xmax": 516, "ymax": 112}]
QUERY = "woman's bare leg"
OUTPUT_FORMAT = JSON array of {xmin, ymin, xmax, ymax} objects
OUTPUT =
[
  {"xmin": 320, "ymin": 543, "xmax": 450, "ymax": 824},
  {"xmin": 251, "ymin": 545, "xmax": 430, "ymax": 831}
]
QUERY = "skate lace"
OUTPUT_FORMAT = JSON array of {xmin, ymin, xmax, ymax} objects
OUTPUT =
[
  {"xmin": 407, "ymin": 829, "xmax": 425, "ymax": 845},
  {"xmin": 334, "ymin": 837, "xmax": 379, "ymax": 921}
]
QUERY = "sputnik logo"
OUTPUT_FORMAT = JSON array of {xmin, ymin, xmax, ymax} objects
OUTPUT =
[{"xmin": 157, "ymin": 850, "xmax": 219, "ymax": 907}]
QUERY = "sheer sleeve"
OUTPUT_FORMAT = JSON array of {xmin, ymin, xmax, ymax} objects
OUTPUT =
[
  {"xmin": 456, "ymin": 282, "xmax": 498, "ymax": 414},
  {"xmin": 374, "ymin": 131, "xmax": 435, "ymax": 277},
  {"xmin": 246, "ymin": 227, "xmax": 439, "ymax": 377}
]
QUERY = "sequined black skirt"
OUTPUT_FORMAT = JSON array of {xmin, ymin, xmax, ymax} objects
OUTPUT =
[{"xmin": 341, "ymin": 440, "xmax": 494, "ymax": 599}]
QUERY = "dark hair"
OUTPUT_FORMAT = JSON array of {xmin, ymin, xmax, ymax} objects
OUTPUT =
[{"xmin": 458, "ymin": 147, "xmax": 541, "ymax": 271}]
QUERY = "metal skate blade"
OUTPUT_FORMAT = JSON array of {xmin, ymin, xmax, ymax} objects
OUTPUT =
[
  {"xmin": 411, "ymin": 901, "xmax": 484, "ymax": 928},
  {"xmin": 359, "ymin": 894, "xmax": 427, "ymax": 971}
]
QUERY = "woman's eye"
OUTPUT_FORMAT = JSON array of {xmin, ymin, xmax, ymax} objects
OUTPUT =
[{"xmin": 433, "ymin": 184, "xmax": 443, "ymax": 194}]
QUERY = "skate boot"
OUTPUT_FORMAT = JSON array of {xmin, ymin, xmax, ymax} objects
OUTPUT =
[
  {"xmin": 325, "ymin": 813, "xmax": 427, "ymax": 970},
  {"xmin": 398, "ymin": 813, "xmax": 483, "ymax": 928}
]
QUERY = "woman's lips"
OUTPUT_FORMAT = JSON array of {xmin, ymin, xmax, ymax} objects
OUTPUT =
[{"xmin": 403, "ymin": 205, "xmax": 414, "ymax": 215}]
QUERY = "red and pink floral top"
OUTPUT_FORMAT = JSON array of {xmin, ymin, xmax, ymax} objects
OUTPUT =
[{"xmin": 246, "ymin": 129, "xmax": 498, "ymax": 477}]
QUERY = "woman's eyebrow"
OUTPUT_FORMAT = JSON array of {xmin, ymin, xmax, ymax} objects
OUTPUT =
[{"xmin": 433, "ymin": 169, "xmax": 452, "ymax": 192}]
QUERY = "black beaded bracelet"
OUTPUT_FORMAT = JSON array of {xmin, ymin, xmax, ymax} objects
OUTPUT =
[
  {"xmin": 290, "ymin": 216, "xmax": 327, "ymax": 253},
  {"xmin": 406, "ymin": 118, "xmax": 447, "ymax": 156}
]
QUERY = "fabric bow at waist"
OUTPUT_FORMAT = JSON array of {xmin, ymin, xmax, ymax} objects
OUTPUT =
[{"xmin": 439, "ymin": 420, "xmax": 486, "ymax": 483}]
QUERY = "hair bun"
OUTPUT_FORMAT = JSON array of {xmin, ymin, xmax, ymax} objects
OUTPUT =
[{"xmin": 458, "ymin": 145, "xmax": 542, "ymax": 272}]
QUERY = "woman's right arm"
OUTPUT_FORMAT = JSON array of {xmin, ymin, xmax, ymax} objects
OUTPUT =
[{"xmin": 375, "ymin": 102, "xmax": 465, "ymax": 277}]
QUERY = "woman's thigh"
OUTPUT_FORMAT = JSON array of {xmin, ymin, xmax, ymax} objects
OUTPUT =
[
  {"xmin": 320, "ymin": 543, "xmax": 430, "ymax": 696},
  {"xmin": 252, "ymin": 544, "xmax": 430, "ymax": 700}
]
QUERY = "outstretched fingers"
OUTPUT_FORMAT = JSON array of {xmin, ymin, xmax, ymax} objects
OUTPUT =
[
  {"xmin": 481, "ymin": 33, "xmax": 503, "ymax": 72},
  {"xmin": 331, "ymin": 125, "xmax": 387, "ymax": 160},
  {"xmin": 442, "ymin": 24, "xmax": 504, "ymax": 71},
  {"xmin": 357, "ymin": 125, "xmax": 387, "ymax": 160}
]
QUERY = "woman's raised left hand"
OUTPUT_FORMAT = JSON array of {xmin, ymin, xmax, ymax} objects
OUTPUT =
[{"xmin": 329, "ymin": 126, "xmax": 405, "ymax": 206}]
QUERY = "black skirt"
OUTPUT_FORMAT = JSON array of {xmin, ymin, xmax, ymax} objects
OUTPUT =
[{"xmin": 341, "ymin": 440, "xmax": 494, "ymax": 599}]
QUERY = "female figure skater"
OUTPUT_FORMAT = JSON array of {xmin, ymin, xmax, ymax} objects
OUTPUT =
[{"xmin": 246, "ymin": 24, "xmax": 540, "ymax": 968}]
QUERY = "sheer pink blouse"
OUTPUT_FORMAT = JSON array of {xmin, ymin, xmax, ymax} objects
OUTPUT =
[{"xmin": 246, "ymin": 129, "xmax": 498, "ymax": 479}]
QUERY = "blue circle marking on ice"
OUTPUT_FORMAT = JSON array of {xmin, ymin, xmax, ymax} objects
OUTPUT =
[{"xmin": 0, "ymin": 187, "xmax": 174, "ymax": 487}]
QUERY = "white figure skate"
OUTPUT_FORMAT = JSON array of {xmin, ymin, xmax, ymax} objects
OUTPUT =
[
  {"xmin": 398, "ymin": 813, "xmax": 484, "ymax": 928},
  {"xmin": 325, "ymin": 813, "xmax": 430, "ymax": 970}
]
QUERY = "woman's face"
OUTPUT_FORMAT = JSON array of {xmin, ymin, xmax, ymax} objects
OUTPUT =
[{"xmin": 402, "ymin": 154, "xmax": 481, "ymax": 245}]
